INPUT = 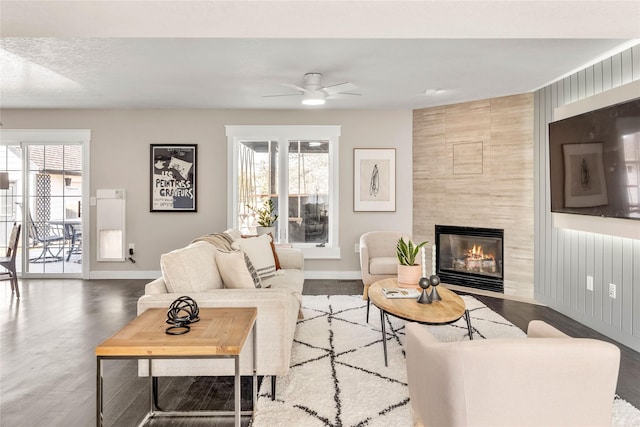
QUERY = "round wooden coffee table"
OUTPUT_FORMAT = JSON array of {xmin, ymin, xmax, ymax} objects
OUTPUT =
[{"xmin": 368, "ymin": 278, "xmax": 473, "ymax": 366}]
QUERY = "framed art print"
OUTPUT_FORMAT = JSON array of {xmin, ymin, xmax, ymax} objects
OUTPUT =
[
  {"xmin": 562, "ymin": 142, "xmax": 608, "ymax": 208},
  {"xmin": 354, "ymin": 148, "xmax": 396, "ymax": 211},
  {"xmin": 150, "ymin": 144, "xmax": 197, "ymax": 212}
]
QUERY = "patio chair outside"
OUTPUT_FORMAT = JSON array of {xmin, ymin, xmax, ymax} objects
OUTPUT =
[{"xmin": 1, "ymin": 222, "xmax": 22, "ymax": 297}]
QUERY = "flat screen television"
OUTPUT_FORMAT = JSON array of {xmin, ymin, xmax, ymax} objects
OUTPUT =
[{"xmin": 548, "ymin": 97, "xmax": 640, "ymax": 220}]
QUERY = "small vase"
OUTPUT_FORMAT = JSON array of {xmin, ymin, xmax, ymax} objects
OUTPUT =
[{"xmin": 397, "ymin": 264, "xmax": 422, "ymax": 287}]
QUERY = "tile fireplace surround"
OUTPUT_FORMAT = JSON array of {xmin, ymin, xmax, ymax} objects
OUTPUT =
[{"xmin": 412, "ymin": 93, "xmax": 535, "ymax": 300}]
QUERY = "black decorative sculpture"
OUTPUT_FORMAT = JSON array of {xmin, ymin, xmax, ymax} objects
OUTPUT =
[
  {"xmin": 417, "ymin": 277, "xmax": 432, "ymax": 304},
  {"xmin": 165, "ymin": 296, "xmax": 200, "ymax": 335},
  {"xmin": 429, "ymin": 275, "xmax": 442, "ymax": 301}
]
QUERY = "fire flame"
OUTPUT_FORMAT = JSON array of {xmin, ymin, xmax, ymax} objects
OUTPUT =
[{"xmin": 466, "ymin": 245, "xmax": 494, "ymax": 260}]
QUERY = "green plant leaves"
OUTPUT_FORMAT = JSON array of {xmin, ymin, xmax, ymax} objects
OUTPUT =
[
  {"xmin": 396, "ymin": 236, "xmax": 428, "ymax": 266},
  {"xmin": 247, "ymin": 199, "xmax": 278, "ymax": 227}
]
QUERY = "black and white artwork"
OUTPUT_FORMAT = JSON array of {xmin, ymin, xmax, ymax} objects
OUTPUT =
[
  {"xmin": 150, "ymin": 144, "xmax": 197, "ymax": 212},
  {"xmin": 562, "ymin": 142, "xmax": 608, "ymax": 208},
  {"xmin": 354, "ymin": 148, "xmax": 396, "ymax": 211}
]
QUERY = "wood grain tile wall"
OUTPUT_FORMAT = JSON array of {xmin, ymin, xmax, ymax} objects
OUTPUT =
[
  {"xmin": 413, "ymin": 93, "xmax": 534, "ymax": 299},
  {"xmin": 535, "ymin": 45, "xmax": 640, "ymax": 352}
]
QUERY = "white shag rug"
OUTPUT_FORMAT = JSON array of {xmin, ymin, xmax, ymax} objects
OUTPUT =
[{"xmin": 252, "ymin": 295, "xmax": 640, "ymax": 427}]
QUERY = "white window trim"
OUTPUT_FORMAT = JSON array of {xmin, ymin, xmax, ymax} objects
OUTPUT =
[{"xmin": 225, "ymin": 125, "xmax": 341, "ymax": 259}]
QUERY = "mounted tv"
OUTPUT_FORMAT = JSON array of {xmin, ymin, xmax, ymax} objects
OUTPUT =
[{"xmin": 548, "ymin": 97, "xmax": 640, "ymax": 220}]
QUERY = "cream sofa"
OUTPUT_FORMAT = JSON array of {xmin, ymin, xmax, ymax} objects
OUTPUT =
[
  {"xmin": 137, "ymin": 232, "xmax": 304, "ymax": 397},
  {"xmin": 406, "ymin": 320, "xmax": 621, "ymax": 427}
]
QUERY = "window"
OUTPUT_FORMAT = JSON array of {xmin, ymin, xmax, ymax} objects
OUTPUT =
[
  {"xmin": 623, "ymin": 132, "xmax": 640, "ymax": 216},
  {"xmin": 226, "ymin": 125, "xmax": 340, "ymax": 258}
]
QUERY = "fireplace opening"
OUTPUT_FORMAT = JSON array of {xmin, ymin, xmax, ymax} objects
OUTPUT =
[{"xmin": 435, "ymin": 225, "xmax": 504, "ymax": 293}]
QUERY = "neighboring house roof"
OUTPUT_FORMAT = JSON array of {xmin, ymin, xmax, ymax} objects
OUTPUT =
[{"xmin": 28, "ymin": 145, "xmax": 82, "ymax": 173}]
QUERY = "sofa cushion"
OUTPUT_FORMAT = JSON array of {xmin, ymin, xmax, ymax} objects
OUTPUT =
[
  {"xmin": 215, "ymin": 250, "xmax": 262, "ymax": 289},
  {"xmin": 233, "ymin": 233, "xmax": 277, "ymax": 279},
  {"xmin": 160, "ymin": 241, "xmax": 223, "ymax": 293},
  {"xmin": 262, "ymin": 269, "xmax": 304, "ymax": 305},
  {"xmin": 369, "ymin": 256, "xmax": 398, "ymax": 275}
]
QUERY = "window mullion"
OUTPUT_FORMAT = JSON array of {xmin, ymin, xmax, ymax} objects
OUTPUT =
[{"xmin": 278, "ymin": 137, "xmax": 289, "ymax": 243}]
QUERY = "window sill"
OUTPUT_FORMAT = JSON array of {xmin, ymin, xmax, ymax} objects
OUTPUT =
[{"xmin": 298, "ymin": 246, "xmax": 341, "ymax": 260}]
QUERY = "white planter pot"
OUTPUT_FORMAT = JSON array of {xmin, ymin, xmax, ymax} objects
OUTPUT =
[
  {"xmin": 397, "ymin": 264, "xmax": 422, "ymax": 287},
  {"xmin": 256, "ymin": 226, "xmax": 276, "ymax": 236}
]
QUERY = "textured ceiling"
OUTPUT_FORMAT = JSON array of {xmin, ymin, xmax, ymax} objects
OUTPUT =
[{"xmin": 1, "ymin": 1, "xmax": 639, "ymax": 110}]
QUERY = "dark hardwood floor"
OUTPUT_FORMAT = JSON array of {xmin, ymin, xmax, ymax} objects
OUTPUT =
[{"xmin": 1, "ymin": 278, "xmax": 638, "ymax": 426}]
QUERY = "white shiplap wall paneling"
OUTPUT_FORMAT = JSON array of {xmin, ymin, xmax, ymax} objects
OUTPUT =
[{"xmin": 534, "ymin": 45, "xmax": 640, "ymax": 352}]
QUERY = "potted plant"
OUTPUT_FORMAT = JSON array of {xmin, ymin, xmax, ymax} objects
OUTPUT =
[
  {"xmin": 248, "ymin": 199, "xmax": 278, "ymax": 235},
  {"xmin": 396, "ymin": 237, "xmax": 428, "ymax": 286}
]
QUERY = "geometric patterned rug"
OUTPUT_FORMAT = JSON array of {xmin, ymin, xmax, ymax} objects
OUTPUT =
[{"xmin": 251, "ymin": 295, "xmax": 640, "ymax": 427}]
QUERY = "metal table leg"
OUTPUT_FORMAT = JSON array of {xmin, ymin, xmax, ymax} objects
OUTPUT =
[
  {"xmin": 366, "ymin": 297, "xmax": 370, "ymax": 323},
  {"xmin": 465, "ymin": 309, "xmax": 473, "ymax": 340},
  {"xmin": 151, "ymin": 376, "xmax": 161, "ymax": 410},
  {"xmin": 235, "ymin": 356, "xmax": 240, "ymax": 427},
  {"xmin": 380, "ymin": 309, "xmax": 388, "ymax": 367},
  {"xmin": 253, "ymin": 322, "xmax": 257, "ymax": 418},
  {"xmin": 96, "ymin": 357, "xmax": 103, "ymax": 427}
]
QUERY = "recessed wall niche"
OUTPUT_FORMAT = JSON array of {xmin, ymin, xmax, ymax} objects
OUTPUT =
[{"xmin": 452, "ymin": 141, "xmax": 483, "ymax": 175}]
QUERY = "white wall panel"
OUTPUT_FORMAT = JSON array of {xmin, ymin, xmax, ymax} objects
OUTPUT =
[{"xmin": 534, "ymin": 45, "xmax": 640, "ymax": 351}]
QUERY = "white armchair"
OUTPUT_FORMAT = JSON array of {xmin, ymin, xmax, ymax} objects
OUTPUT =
[
  {"xmin": 359, "ymin": 231, "xmax": 410, "ymax": 299},
  {"xmin": 406, "ymin": 320, "xmax": 621, "ymax": 427}
]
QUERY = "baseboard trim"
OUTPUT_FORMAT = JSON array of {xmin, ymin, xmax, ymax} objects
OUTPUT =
[
  {"xmin": 86, "ymin": 270, "xmax": 541, "ymax": 306},
  {"xmin": 304, "ymin": 270, "xmax": 362, "ymax": 280},
  {"xmin": 444, "ymin": 283, "xmax": 544, "ymax": 306},
  {"xmin": 89, "ymin": 270, "xmax": 160, "ymax": 280},
  {"xmin": 87, "ymin": 270, "xmax": 362, "ymax": 281}
]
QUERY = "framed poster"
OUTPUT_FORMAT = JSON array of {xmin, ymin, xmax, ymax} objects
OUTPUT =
[
  {"xmin": 354, "ymin": 148, "xmax": 396, "ymax": 211},
  {"xmin": 562, "ymin": 142, "xmax": 608, "ymax": 208},
  {"xmin": 150, "ymin": 144, "xmax": 197, "ymax": 212}
]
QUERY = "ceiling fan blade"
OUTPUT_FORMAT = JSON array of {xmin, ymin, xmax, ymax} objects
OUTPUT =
[
  {"xmin": 326, "ymin": 92, "xmax": 362, "ymax": 99},
  {"xmin": 281, "ymin": 83, "xmax": 310, "ymax": 93},
  {"xmin": 323, "ymin": 82, "xmax": 357, "ymax": 95},
  {"xmin": 262, "ymin": 93, "xmax": 303, "ymax": 98}
]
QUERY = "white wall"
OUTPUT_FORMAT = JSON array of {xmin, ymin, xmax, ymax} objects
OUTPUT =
[{"xmin": 0, "ymin": 109, "xmax": 413, "ymax": 279}]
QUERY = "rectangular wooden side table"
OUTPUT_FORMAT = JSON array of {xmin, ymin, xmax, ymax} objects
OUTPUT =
[{"xmin": 96, "ymin": 307, "xmax": 257, "ymax": 427}]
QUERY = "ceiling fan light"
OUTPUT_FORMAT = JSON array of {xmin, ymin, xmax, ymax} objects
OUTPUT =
[
  {"xmin": 302, "ymin": 91, "xmax": 326, "ymax": 106},
  {"xmin": 302, "ymin": 98, "xmax": 325, "ymax": 106}
]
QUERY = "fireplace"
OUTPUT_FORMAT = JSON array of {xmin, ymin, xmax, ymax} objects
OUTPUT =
[{"xmin": 435, "ymin": 225, "xmax": 504, "ymax": 293}]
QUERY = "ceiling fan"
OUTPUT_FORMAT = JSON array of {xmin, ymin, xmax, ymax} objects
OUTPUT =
[{"xmin": 264, "ymin": 73, "xmax": 360, "ymax": 105}]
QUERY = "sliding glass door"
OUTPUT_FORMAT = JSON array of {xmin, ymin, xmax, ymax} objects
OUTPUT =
[{"xmin": 1, "ymin": 136, "xmax": 87, "ymax": 277}]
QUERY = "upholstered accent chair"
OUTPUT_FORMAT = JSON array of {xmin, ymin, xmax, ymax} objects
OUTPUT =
[
  {"xmin": 359, "ymin": 231, "xmax": 410, "ymax": 299},
  {"xmin": 405, "ymin": 320, "xmax": 621, "ymax": 427}
]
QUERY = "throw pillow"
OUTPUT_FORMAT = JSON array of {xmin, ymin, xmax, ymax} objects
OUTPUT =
[
  {"xmin": 244, "ymin": 253, "xmax": 262, "ymax": 288},
  {"xmin": 160, "ymin": 241, "xmax": 223, "ymax": 293},
  {"xmin": 223, "ymin": 228, "xmax": 242, "ymax": 241},
  {"xmin": 233, "ymin": 233, "xmax": 277, "ymax": 279},
  {"xmin": 240, "ymin": 232, "xmax": 281, "ymax": 270},
  {"xmin": 267, "ymin": 233, "xmax": 282, "ymax": 270},
  {"xmin": 215, "ymin": 250, "xmax": 262, "ymax": 289}
]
